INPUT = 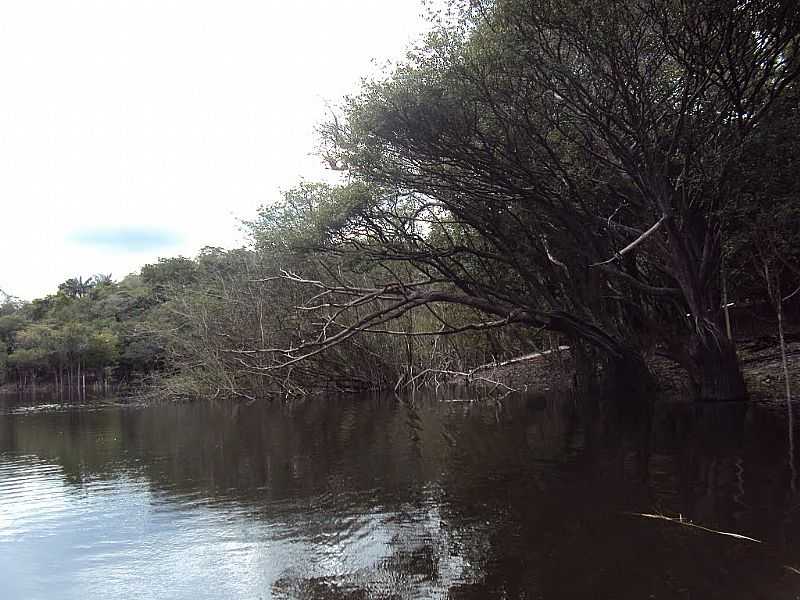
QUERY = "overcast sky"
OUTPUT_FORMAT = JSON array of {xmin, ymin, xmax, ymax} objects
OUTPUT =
[{"xmin": 0, "ymin": 0, "xmax": 431, "ymax": 300}]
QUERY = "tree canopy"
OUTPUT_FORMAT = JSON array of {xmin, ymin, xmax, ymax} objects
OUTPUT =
[{"xmin": 298, "ymin": 0, "xmax": 800, "ymax": 399}]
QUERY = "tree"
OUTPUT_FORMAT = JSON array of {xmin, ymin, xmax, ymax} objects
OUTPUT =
[
  {"xmin": 724, "ymin": 76, "xmax": 800, "ymax": 313},
  {"xmin": 141, "ymin": 257, "xmax": 198, "ymax": 302},
  {"xmin": 92, "ymin": 273, "xmax": 113, "ymax": 286},
  {"xmin": 723, "ymin": 77, "xmax": 800, "ymax": 410},
  {"xmin": 58, "ymin": 276, "xmax": 95, "ymax": 299},
  {"xmin": 309, "ymin": 0, "xmax": 800, "ymax": 400},
  {"xmin": 85, "ymin": 329, "xmax": 120, "ymax": 372},
  {"xmin": 9, "ymin": 322, "xmax": 58, "ymax": 383},
  {"xmin": 0, "ymin": 313, "xmax": 27, "ymax": 347},
  {"xmin": 0, "ymin": 289, "xmax": 22, "ymax": 312}
]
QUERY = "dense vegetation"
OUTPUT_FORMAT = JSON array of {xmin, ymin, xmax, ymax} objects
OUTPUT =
[
  {"xmin": 2, "ymin": 0, "xmax": 799, "ymax": 401},
  {"xmin": 0, "ymin": 237, "xmax": 534, "ymax": 398},
  {"xmin": 0, "ymin": 273, "xmax": 161, "ymax": 391}
]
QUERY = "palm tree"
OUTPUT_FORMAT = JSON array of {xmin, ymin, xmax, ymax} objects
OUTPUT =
[{"xmin": 58, "ymin": 276, "xmax": 95, "ymax": 299}]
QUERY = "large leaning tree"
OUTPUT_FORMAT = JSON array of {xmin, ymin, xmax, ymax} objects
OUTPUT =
[{"xmin": 269, "ymin": 0, "xmax": 799, "ymax": 400}]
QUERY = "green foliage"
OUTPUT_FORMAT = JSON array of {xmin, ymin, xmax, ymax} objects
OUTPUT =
[
  {"xmin": 723, "ymin": 79, "xmax": 800, "ymax": 304},
  {"xmin": 58, "ymin": 276, "xmax": 96, "ymax": 299},
  {"xmin": 0, "ymin": 314, "xmax": 26, "ymax": 346},
  {"xmin": 85, "ymin": 329, "xmax": 121, "ymax": 369},
  {"xmin": 141, "ymin": 257, "xmax": 198, "ymax": 301},
  {"xmin": 7, "ymin": 347, "xmax": 49, "ymax": 372},
  {"xmin": 246, "ymin": 181, "xmax": 375, "ymax": 253},
  {"xmin": 310, "ymin": 0, "xmax": 800, "ymax": 399},
  {"xmin": 1, "ymin": 273, "xmax": 160, "ymax": 387}
]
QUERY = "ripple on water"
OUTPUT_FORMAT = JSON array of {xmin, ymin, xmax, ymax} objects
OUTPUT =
[
  {"xmin": 0, "ymin": 458, "xmax": 74, "ymax": 540},
  {"xmin": 2, "ymin": 396, "xmax": 800, "ymax": 600}
]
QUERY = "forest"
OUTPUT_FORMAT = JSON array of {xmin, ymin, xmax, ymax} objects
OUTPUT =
[{"xmin": 2, "ymin": 0, "xmax": 799, "ymax": 402}]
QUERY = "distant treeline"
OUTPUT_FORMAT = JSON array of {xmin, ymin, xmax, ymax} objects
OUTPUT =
[{"xmin": 0, "ymin": 271, "xmax": 167, "ymax": 393}]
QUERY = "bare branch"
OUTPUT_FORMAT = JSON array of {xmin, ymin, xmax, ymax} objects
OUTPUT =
[{"xmin": 591, "ymin": 214, "xmax": 667, "ymax": 267}]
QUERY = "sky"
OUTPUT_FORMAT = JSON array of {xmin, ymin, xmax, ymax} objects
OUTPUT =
[{"xmin": 0, "ymin": 0, "xmax": 432, "ymax": 300}]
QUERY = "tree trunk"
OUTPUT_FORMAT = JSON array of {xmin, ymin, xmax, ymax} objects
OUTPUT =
[
  {"xmin": 566, "ymin": 334, "xmax": 655, "ymax": 402},
  {"xmin": 688, "ymin": 333, "xmax": 746, "ymax": 401},
  {"xmin": 604, "ymin": 349, "xmax": 657, "ymax": 399},
  {"xmin": 663, "ymin": 222, "xmax": 747, "ymax": 401}
]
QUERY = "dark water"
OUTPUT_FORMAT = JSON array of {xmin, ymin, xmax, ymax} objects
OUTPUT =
[{"xmin": 1, "ymin": 392, "xmax": 800, "ymax": 599}]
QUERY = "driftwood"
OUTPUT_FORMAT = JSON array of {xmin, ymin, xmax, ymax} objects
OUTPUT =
[{"xmin": 629, "ymin": 512, "xmax": 762, "ymax": 543}]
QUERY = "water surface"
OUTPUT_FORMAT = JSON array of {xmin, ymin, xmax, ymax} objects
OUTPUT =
[{"xmin": 2, "ymin": 392, "xmax": 800, "ymax": 599}]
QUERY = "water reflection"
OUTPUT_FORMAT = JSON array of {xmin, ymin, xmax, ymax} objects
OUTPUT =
[{"xmin": 1, "ymin": 393, "xmax": 800, "ymax": 598}]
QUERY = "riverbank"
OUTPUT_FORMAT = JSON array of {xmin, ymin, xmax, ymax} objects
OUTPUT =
[
  {"xmin": 2, "ymin": 339, "xmax": 796, "ymax": 403},
  {"xmin": 467, "ymin": 339, "xmax": 800, "ymax": 401}
]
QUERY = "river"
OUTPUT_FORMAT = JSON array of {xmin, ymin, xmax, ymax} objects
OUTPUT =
[{"xmin": 1, "ymin": 392, "xmax": 799, "ymax": 599}]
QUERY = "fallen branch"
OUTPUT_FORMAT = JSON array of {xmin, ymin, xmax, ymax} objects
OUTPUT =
[
  {"xmin": 469, "ymin": 346, "xmax": 570, "ymax": 373},
  {"xmin": 403, "ymin": 367, "xmax": 521, "ymax": 393},
  {"xmin": 628, "ymin": 512, "xmax": 762, "ymax": 543},
  {"xmin": 784, "ymin": 565, "xmax": 800, "ymax": 575}
]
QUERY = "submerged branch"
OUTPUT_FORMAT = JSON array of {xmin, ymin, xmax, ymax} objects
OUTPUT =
[{"xmin": 628, "ymin": 512, "xmax": 762, "ymax": 543}]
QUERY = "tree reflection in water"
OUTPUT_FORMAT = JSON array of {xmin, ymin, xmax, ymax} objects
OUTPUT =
[{"xmin": 1, "ymin": 393, "xmax": 799, "ymax": 599}]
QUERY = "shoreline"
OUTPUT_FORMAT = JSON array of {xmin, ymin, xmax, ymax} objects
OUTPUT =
[
  {"xmin": 2, "ymin": 340, "xmax": 796, "ymax": 403},
  {"xmin": 462, "ymin": 340, "xmax": 800, "ymax": 402}
]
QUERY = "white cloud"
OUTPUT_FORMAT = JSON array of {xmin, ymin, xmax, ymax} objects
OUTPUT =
[{"xmin": 0, "ymin": 0, "xmax": 430, "ymax": 300}]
